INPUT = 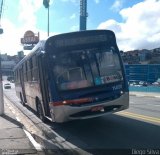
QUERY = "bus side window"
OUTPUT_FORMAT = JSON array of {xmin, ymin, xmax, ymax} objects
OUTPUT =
[
  {"xmin": 18, "ymin": 69, "xmax": 20, "ymax": 82},
  {"xmin": 32, "ymin": 55, "xmax": 38, "ymax": 82},
  {"xmin": 22, "ymin": 64, "xmax": 25, "ymax": 81},
  {"xmin": 25, "ymin": 62, "xmax": 28, "ymax": 82},
  {"xmin": 26, "ymin": 59, "xmax": 32, "ymax": 82},
  {"xmin": 15, "ymin": 71, "xmax": 18, "ymax": 82}
]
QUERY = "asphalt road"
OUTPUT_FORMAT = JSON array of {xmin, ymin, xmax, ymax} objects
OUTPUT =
[
  {"xmin": 47, "ymin": 95, "xmax": 160, "ymax": 152},
  {"xmin": 126, "ymin": 96, "xmax": 160, "ymax": 119},
  {"xmin": 3, "ymin": 84, "xmax": 160, "ymax": 155}
]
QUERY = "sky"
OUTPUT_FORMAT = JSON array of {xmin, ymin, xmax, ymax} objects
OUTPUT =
[{"xmin": 0, "ymin": 0, "xmax": 160, "ymax": 55}]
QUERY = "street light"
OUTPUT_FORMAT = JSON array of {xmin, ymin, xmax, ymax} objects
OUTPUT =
[{"xmin": 43, "ymin": 0, "xmax": 50, "ymax": 37}]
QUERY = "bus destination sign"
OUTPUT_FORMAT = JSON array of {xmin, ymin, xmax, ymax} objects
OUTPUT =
[{"xmin": 54, "ymin": 34, "xmax": 109, "ymax": 48}]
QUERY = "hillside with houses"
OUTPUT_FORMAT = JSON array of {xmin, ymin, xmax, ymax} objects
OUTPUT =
[{"xmin": 121, "ymin": 48, "xmax": 160, "ymax": 64}]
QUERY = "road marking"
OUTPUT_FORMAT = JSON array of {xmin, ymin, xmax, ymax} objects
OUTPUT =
[
  {"xmin": 155, "ymin": 96, "xmax": 160, "ymax": 98},
  {"xmin": 147, "ymin": 103, "xmax": 160, "ymax": 106},
  {"xmin": 117, "ymin": 111, "xmax": 160, "ymax": 124},
  {"xmin": 135, "ymin": 95, "xmax": 145, "ymax": 97},
  {"xmin": 153, "ymin": 104, "xmax": 160, "ymax": 106},
  {"xmin": 16, "ymin": 116, "xmax": 21, "ymax": 122},
  {"xmin": 24, "ymin": 129, "xmax": 43, "ymax": 151},
  {"xmin": 132, "ymin": 94, "xmax": 160, "ymax": 98}
]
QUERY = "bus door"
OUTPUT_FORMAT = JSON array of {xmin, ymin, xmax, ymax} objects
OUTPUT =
[
  {"xmin": 19, "ymin": 67, "xmax": 27, "ymax": 103},
  {"xmin": 38, "ymin": 56, "xmax": 51, "ymax": 117}
]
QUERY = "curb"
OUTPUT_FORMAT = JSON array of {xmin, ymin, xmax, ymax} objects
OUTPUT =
[
  {"xmin": 129, "ymin": 92, "xmax": 160, "ymax": 98},
  {"xmin": 4, "ymin": 94, "xmax": 90, "ymax": 155}
]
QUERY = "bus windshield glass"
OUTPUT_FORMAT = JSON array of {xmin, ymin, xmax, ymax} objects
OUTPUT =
[{"xmin": 52, "ymin": 47, "xmax": 123, "ymax": 91}]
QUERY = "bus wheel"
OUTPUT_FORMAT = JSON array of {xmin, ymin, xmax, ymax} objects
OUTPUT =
[
  {"xmin": 20, "ymin": 93, "xmax": 25, "ymax": 106},
  {"xmin": 36, "ymin": 99, "xmax": 46, "ymax": 122}
]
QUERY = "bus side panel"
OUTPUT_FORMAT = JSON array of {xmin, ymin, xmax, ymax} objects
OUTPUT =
[
  {"xmin": 38, "ymin": 56, "xmax": 51, "ymax": 117},
  {"xmin": 23, "ymin": 55, "xmax": 50, "ymax": 116},
  {"xmin": 24, "ymin": 81, "xmax": 42, "ymax": 111},
  {"xmin": 24, "ymin": 55, "xmax": 43, "ymax": 112},
  {"xmin": 15, "ymin": 80, "xmax": 22, "ymax": 100},
  {"xmin": 14, "ymin": 69, "xmax": 23, "ymax": 102}
]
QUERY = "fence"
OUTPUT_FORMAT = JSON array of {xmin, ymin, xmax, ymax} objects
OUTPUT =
[{"xmin": 125, "ymin": 64, "xmax": 160, "ymax": 83}]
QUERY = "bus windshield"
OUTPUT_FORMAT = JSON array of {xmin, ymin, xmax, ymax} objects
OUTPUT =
[{"xmin": 52, "ymin": 47, "xmax": 123, "ymax": 91}]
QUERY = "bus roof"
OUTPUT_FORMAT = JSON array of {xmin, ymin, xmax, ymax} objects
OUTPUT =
[
  {"xmin": 45, "ymin": 30, "xmax": 116, "ymax": 52},
  {"xmin": 14, "ymin": 40, "xmax": 45, "ymax": 70}
]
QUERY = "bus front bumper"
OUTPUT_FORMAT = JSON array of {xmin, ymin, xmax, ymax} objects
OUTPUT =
[{"xmin": 50, "ymin": 92, "xmax": 129, "ymax": 123}]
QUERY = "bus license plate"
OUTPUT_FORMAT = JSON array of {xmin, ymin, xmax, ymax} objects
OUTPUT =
[{"xmin": 91, "ymin": 106, "xmax": 103, "ymax": 112}]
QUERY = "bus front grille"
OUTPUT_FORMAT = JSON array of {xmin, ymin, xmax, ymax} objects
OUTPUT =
[
  {"xmin": 69, "ymin": 105, "xmax": 122, "ymax": 118},
  {"xmin": 69, "ymin": 94, "xmax": 121, "ymax": 107}
]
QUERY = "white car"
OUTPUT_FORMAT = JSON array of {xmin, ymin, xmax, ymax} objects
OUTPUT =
[
  {"xmin": 152, "ymin": 82, "xmax": 160, "ymax": 86},
  {"xmin": 4, "ymin": 83, "xmax": 11, "ymax": 89}
]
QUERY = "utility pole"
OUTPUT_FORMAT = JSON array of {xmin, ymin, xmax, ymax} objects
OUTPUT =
[
  {"xmin": 0, "ymin": 54, "xmax": 4, "ymax": 115},
  {"xmin": 0, "ymin": 0, "xmax": 4, "ymax": 115}
]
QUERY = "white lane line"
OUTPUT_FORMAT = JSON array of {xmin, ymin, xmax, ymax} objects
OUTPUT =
[
  {"xmin": 15, "ymin": 117, "xmax": 21, "ymax": 122},
  {"xmin": 135, "ymin": 94, "xmax": 160, "ymax": 98},
  {"xmin": 23, "ymin": 129, "xmax": 43, "ymax": 151},
  {"xmin": 136, "ymin": 95, "xmax": 145, "ymax": 97},
  {"xmin": 147, "ymin": 103, "xmax": 160, "ymax": 107}
]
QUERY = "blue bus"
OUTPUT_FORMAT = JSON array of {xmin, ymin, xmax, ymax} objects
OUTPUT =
[{"xmin": 14, "ymin": 30, "xmax": 129, "ymax": 122}]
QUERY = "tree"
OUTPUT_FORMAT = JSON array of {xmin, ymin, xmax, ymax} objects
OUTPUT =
[{"xmin": 43, "ymin": 0, "xmax": 50, "ymax": 8}]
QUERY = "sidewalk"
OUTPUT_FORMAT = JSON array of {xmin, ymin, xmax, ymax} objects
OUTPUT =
[{"xmin": 0, "ymin": 103, "xmax": 37, "ymax": 155}]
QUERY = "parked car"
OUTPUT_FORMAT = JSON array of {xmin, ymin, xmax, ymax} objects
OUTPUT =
[
  {"xmin": 152, "ymin": 82, "xmax": 160, "ymax": 86},
  {"xmin": 152, "ymin": 78, "xmax": 160, "ymax": 86},
  {"xmin": 129, "ymin": 80, "xmax": 140, "ymax": 86},
  {"xmin": 139, "ymin": 81, "xmax": 149, "ymax": 87},
  {"xmin": 4, "ymin": 83, "xmax": 11, "ymax": 89}
]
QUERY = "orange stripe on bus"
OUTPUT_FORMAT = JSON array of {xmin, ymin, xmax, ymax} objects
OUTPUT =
[{"xmin": 50, "ymin": 98, "xmax": 93, "ymax": 106}]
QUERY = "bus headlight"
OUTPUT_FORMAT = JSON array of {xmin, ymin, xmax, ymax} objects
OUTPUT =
[{"xmin": 120, "ymin": 91, "xmax": 124, "ymax": 94}]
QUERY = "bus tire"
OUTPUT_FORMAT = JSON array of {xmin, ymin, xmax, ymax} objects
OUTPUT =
[
  {"xmin": 36, "ymin": 99, "xmax": 46, "ymax": 122},
  {"xmin": 20, "ymin": 93, "xmax": 25, "ymax": 106}
]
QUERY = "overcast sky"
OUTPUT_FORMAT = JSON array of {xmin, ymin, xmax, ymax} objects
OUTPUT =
[{"xmin": 0, "ymin": 0, "xmax": 160, "ymax": 55}]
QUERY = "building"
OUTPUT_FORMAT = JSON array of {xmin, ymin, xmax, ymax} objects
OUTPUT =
[
  {"xmin": 0, "ymin": 51, "xmax": 25, "ymax": 76},
  {"xmin": 17, "ymin": 51, "xmax": 24, "ymax": 62},
  {"xmin": 121, "ymin": 48, "xmax": 160, "ymax": 64},
  {"xmin": 1, "ymin": 60, "xmax": 16, "ymax": 76},
  {"xmin": 125, "ymin": 64, "xmax": 160, "ymax": 83},
  {"xmin": 1, "ymin": 53, "xmax": 8, "ymax": 61}
]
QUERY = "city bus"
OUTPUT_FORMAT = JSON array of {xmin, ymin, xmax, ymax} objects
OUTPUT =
[{"xmin": 14, "ymin": 30, "xmax": 129, "ymax": 122}]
